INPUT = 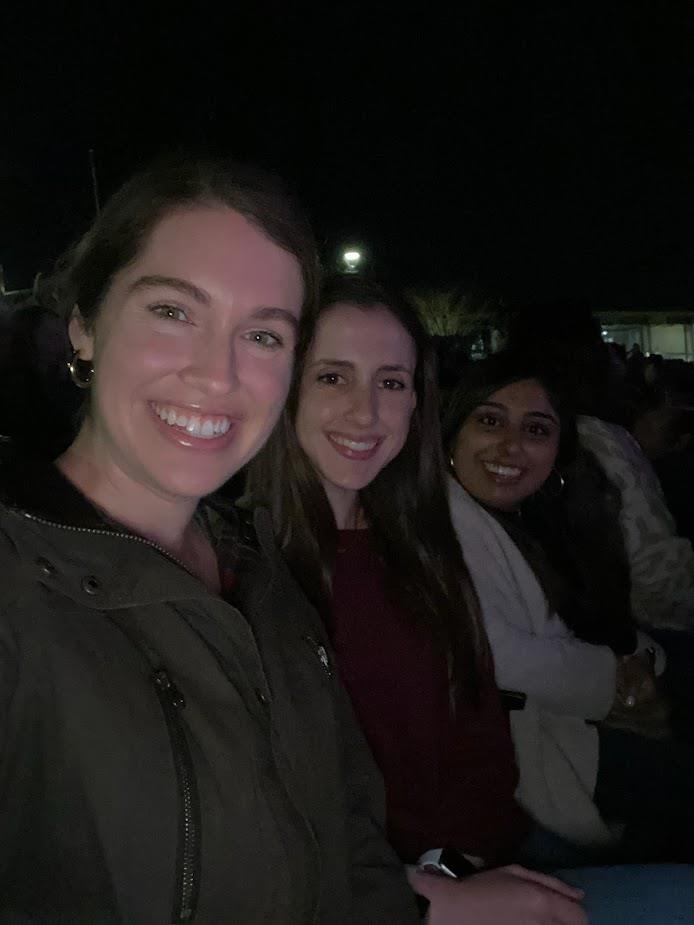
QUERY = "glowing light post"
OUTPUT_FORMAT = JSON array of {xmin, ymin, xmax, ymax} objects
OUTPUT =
[{"xmin": 341, "ymin": 248, "xmax": 362, "ymax": 274}]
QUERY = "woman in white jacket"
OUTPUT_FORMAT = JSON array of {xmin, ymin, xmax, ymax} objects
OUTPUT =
[{"xmin": 443, "ymin": 352, "xmax": 694, "ymax": 863}]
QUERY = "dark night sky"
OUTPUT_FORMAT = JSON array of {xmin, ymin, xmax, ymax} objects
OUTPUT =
[{"xmin": 2, "ymin": 3, "xmax": 694, "ymax": 308}]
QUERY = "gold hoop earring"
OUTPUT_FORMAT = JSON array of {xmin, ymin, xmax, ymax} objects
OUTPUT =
[{"xmin": 67, "ymin": 350, "xmax": 94, "ymax": 389}]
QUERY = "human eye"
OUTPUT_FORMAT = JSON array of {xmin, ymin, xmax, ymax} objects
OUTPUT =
[
  {"xmin": 477, "ymin": 412, "xmax": 500, "ymax": 427},
  {"xmin": 526, "ymin": 421, "xmax": 552, "ymax": 438},
  {"xmin": 149, "ymin": 303, "xmax": 190, "ymax": 324},
  {"xmin": 380, "ymin": 378, "xmax": 406, "ymax": 391},
  {"xmin": 316, "ymin": 371, "xmax": 345, "ymax": 386},
  {"xmin": 244, "ymin": 330, "xmax": 283, "ymax": 349}
]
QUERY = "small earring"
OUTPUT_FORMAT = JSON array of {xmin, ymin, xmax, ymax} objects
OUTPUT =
[
  {"xmin": 545, "ymin": 468, "xmax": 565, "ymax": 498},
  {"xmin": 67, "ymin": 350, "xmax": 94, "ymax": 389},
  {"xmin": 449, "ymin": 455, "xmax": 456, "ymax": 471}
]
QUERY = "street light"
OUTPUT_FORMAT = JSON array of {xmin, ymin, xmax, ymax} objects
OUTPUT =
[{"xmin": 341, "ymin": 248, "xmax": 363, "ymax": 274}]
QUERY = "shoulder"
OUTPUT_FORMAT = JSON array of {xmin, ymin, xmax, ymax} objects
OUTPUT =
[
  {"xmin": 0, "ymin": 504, "xmax": 47, "ymax": 622},
  {"xmin": 446, "ymin": 478, "xmax": 546, "ymax": 607},
  {"xmin": 577, "ymin": 415, "xmax": 663, "ymax": 498},
  {"xmin": 447, "ymin": 475, "xmax": 487, "ymax": 524},
  {"xmin": 447, "ymin": 476, "xmax": 512, "ymax": 551},
  {"xmin": 577, "ymin": 415, "xmax": 638, "ymax": 463}
]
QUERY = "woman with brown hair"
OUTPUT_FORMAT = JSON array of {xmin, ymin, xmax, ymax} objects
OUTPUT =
[
  {"xmin": 248, "ymin": 277, "xmax": 694, "ymax": 924},
  {"xmin": 0, "ymin": 161, "xmax": 417, "ymax": 923},
  {"xmin": 247, "ymin": 276, "xmax": 592, "ymax": 924}
]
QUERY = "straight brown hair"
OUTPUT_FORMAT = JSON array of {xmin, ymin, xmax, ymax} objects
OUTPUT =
[{"xmin": 247, "ymin": 275, "xmax": 487, "ymax": 702}]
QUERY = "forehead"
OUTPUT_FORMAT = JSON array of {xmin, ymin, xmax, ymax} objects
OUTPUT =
[
  {"xmin": 485, "ymin": 378, "xmax": 555, "ymax": 414},
  {"xmin": 311, "ymin": 302, "xmax": 416, "ymax": 366},
  {"xmin": 118, "ymin": 205, "xmax": 304, "ymax": 307}
]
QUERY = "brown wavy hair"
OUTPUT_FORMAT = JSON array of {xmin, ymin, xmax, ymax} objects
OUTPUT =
[{"xmin": 42, "ymin": 155, "xmax": 319, "ymax": 331}]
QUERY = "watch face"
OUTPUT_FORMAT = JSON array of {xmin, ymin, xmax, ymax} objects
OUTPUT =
[
  {"xmin": 439, "ymin": 847, "xmax": 480, "ymax": 878},
  {"xmin": 417, "ymin": 847, "xmax": 481, "ymax": 880}
]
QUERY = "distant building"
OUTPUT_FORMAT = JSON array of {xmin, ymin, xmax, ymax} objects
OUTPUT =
[{"xmin": 599, "ymin": 309, "xmax": 694, "ymax": 362}]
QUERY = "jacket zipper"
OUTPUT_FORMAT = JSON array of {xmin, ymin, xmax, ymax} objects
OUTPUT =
[
  {"xmin": 15, "ymin": 509, "xmax": 192, "ymax": 572},
  {"xmin": 13, "ymin": 509, "xmax": 201, "ymax": 921},
  {"xmin": 302, "ymin": 635, "xmax": 333, "ymax": 679},
  {"xmin": 153, "ymin": 669, "xmax": 200, "ymax": 923}
]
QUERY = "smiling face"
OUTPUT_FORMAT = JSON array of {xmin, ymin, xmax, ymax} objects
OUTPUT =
[
  {"xmin": 68, "ymin": 205, "xmax": 304, "ymax": 504},
  {"xmin": 294, "ymin": 302, "xmax": 417, "ymax": 525},
  {"xmin": 452, "ymin": 378, "xmax": 561, "ymax": 511}
]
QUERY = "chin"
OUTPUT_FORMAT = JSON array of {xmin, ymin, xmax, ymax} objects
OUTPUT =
[
  {"xmin": 330, "ymin": 470, "xmax": 379, "ymax": 493},
  {"xmin": 153, "ymin": 466, "xmax": 234, "ymax": 502},
  {"xmin": 491, "ymin": 491, "xmax": 524, "ymax": 511}
]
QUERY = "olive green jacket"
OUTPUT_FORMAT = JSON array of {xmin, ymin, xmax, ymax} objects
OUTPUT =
[{"xmin": 0, "ymin": 458, "xmax": 417, "ymax": 924}]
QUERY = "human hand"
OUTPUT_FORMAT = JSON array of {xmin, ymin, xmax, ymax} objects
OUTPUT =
[
  {"xmin": 409, "ymin": 864, "xmax": 586, "ymax": 925},
  {"xmin": 615, "ymin": 652, "xmax": 657, "ymax": 708},
  {"xmin": 605, "ymin": 652, "xmax": 670, "ymax": 738}
]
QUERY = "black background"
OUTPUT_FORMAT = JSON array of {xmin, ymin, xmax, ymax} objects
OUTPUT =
[{"xmin": 2, "ymin": 2, "xmax": 694, "ymax": 308}]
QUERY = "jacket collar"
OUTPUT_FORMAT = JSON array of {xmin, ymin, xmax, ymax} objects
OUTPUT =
[
  {"xmin": 0, "ymin": 454, "xmax": 280, "ymax": 596},
  {"xmin": 0, "ymin": 454, "xmax": 109, "ymax": 530}
]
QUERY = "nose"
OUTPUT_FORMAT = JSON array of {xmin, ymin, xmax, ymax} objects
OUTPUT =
[
  {"xmin": 346, "ymin": 383, "xmax": 378, "ymax": 427},
  {"xmin": 180, "ymin": 333, "xmax": 239, "ymax": 397},
  {"xmin": 497, "ymin": 432, "xmax": 523, "ymax": 457}
]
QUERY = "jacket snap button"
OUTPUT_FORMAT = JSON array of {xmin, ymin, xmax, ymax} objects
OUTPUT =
[
  {"xmin": 255, "ymin": 688, "xmax": 269, "ymax": 707},
  {"xmin": 36, "ymin": 557, "xmax": 55, "ymax": 578},
  {"xmin": 81, "ymin": 576, "xmax": 101, "ymax": 595}
]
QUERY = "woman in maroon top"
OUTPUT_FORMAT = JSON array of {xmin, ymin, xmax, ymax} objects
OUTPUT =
[{"xmin": 247, "ymin": 276, "xmax": 587, "ymax": 924}]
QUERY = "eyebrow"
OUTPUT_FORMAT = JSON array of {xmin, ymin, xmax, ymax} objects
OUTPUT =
[
  {"xmin": 380, "ymin": 364, "xmax": 413, "ymax": 374},
  {"xmin": 129, "ymin": 275, "xmax": 211, "ymax": 305},
  {"xmin": 477, "ymin": 401, "xmax": 559, "ymax": 425},
  {"xmin": 250, "ymin": 306, "xmax": 299, "ymax": 331},
  {"xmin": 309, "ymin": 358, "xmax": 413, "ymax": 374},
  {"xmin": 128, "ymin": 275, "xmax": 298, "ymax": 330}
]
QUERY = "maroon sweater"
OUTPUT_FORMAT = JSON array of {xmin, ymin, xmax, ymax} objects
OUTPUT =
[{"xmin": 331, "ymin": 529, "xmax": 529, "ymax": 864}]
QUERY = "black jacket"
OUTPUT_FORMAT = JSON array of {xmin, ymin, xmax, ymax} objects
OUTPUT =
[{"xmin": 0, "ymin": 458, "xmax": 417, "ymax": 924}]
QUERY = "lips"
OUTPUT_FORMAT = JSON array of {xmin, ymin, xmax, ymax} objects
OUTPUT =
[{"xmin": 326, "ymin": 431, "xmax": 383, "ymax": 461}]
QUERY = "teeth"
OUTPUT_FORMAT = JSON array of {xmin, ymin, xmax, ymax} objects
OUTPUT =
[
  {"xmin": 213, "ymin": 418, "xmax": 231, "ymax": 435},
  {"xmin": 485, "ymin": 462, "xmax": 522, "ymax": 477},
  {"xmin": 331, "ymin": 434, "xmax": 378, "ymax": 451},
  {"xmin": 152, "ymin": 403, "xmax": 232, "ymax": 440}
]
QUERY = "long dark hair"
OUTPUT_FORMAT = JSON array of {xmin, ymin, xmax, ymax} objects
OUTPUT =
[
  {"xmin": 247, "ymin": 275, "xmax": 486, "ymax": 700},
  {"xmin": 443, "ymin": 351, "xmax": 636, "ymax": 654}
]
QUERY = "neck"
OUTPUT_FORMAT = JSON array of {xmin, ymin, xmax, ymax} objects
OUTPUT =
[
  {"xmin": 323, "ymin": 482, "xmax": 362, "ymax": 530},
  {"xmin": 56, "ymin": 423, "xmax": 197, "ymax": 557}
]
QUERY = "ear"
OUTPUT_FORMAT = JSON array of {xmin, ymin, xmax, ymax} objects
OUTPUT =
[
  {"xmin": 68, "ymin": 305, "xmax": 95, "ymax": 361},
  {"xmin": 410, "ymin": 389, "xmax": 417, "ymax": 412}
]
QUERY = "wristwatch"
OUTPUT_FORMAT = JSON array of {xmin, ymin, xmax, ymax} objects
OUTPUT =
[{"xmin": 417, "ymin": 847, "xmax": 482, "ymax": 879}]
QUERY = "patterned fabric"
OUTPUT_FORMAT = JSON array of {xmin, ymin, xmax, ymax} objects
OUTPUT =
[{"xmin": 577, "ymin": 415, "xmax": 694, "ymax": 631}]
